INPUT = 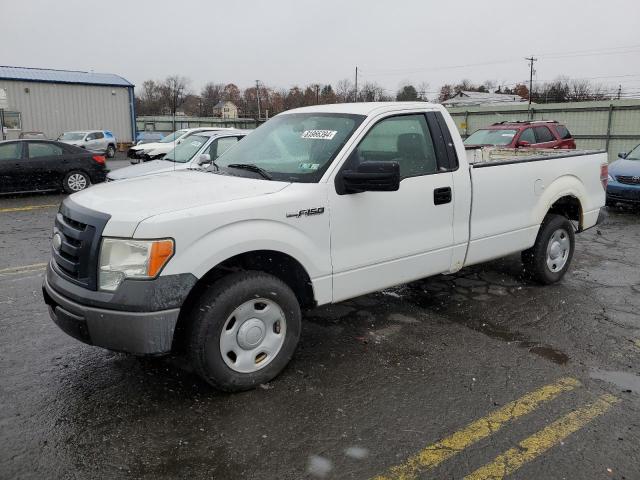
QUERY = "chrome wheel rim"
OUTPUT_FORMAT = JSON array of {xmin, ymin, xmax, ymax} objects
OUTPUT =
[
  {"xmin": 546, "ymin": 228, "xmax": 570, "ymax": 272},
  {"xmin": 219, "ymin": 298, "xmax": 286, "ymax": 373},
  {"xmin": 67, "ymin": 173, "xmax": 87, "ymax": 191}
]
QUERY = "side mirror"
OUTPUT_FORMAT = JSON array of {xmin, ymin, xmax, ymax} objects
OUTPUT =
[
  {"xmin": 196, "ymin": 153, "xmax": 211, "ymax": 166},
  {"xmin": 517, "ymin": 140, "xmax": 531, "ymax": 147},
  {"xmin": 618, "ymin": 152, "xmax": 628, "ymax": 159},
  {"xmin": 339, "ymin": 161, "xmax": 400, "ymax": 194}
]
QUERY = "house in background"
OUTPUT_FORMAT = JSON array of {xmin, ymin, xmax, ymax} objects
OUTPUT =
[
  {"xmin": 213, "ymin": 100, "xmax": 238, "ymax": 119},
  {"xmin": 442, "ymin": 91, "xmax": 529, "ymax": 107}
]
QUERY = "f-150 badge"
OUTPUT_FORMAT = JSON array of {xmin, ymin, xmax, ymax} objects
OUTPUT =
[{"xmin": 286, "ymin": 207, "xmax": 325, "ymax": 218}]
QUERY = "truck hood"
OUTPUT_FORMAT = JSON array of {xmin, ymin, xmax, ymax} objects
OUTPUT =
[
  {"xmin": 609, "ymin": 158, "xmax": 640, "ymax": 177},
  {"xmin": 107, "ymin": 159, "xmax": 187, "ymax": 180},
  {"xmin": 71, "ymin": 170, "xmax": 290, "ymax": 236}
]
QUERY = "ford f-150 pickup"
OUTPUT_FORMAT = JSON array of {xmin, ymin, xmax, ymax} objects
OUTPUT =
[{"xmin": 43, "ymin": 102, "xmax": 607, "ymax": 391}]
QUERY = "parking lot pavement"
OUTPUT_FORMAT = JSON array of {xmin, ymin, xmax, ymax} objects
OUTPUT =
[{"xmin": 1, "ymin": 195, "xmax": 639, "ymax": 479}]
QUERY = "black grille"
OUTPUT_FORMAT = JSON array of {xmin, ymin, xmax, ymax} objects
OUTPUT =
[
  {"xmin": 616, "ymin": 175, "xmax": 640, "ymax": 185},
  {"xmin": 52, "ymin": 200, "xmax": 110, "ymax": 290}
]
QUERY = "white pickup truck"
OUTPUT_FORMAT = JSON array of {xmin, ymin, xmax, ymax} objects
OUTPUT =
[{"xmin": 43, "ymin": 102, "xmax": 607, "ymax": 391}]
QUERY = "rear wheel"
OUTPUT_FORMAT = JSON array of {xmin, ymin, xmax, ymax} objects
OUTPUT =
[
  {"xmin": 63, "ymin": 171, "xmax": 90, "ymax": 193},
  {"xmin": 522, "ymin": 214, "xmax": 575, "ymax": 284},
  {"xmin": 188, "ymin": 271, "xmax": 301, "ymax": 391},
  {"xmin": 106, "ymin": 144, "xmax": 116, "ymax": 158}
]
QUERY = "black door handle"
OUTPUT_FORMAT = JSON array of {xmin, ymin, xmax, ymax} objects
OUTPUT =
[{"xmin": 434, "ymin": 186, "xmax": 452, "ymax": 205}]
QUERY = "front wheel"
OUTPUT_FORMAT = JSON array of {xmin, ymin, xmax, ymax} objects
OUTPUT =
[
  {"xmin": 63, "ymin": 171, "xmax": 90, "ymax": 193},
  {"xmin": 522, "ymin": 214, "xmax": 575, "ymax": 284},
  {"xmin": 106, "ymin": 144, "xmax": 116, "ymax": 158},
  {"xmin": 188, "ymin": 271, "xmax": 301, "ymax": 391}
]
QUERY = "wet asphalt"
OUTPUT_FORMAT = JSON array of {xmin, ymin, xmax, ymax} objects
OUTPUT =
[{"xmin": 1, "ymin": 161, "xmax": 640, "ymax": 479}]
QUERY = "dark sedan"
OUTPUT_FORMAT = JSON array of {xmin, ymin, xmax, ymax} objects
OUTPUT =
[
  {"xmin": 0, "ymin": 140, "xmax": 108, "ymax": 195},
  {"xmin": 607, "ymin": 143, "xmax": 640, "ymax": 207}
]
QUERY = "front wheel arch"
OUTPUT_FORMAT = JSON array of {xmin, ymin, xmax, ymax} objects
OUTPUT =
[{"xmin": 172, "ymin": 250, "xmax": 315, "ymax": 353}]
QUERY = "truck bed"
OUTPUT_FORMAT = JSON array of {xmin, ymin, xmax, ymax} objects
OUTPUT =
[{"xmin": 463, "ymin": 148, "xmax": 607, "ymax": 267}]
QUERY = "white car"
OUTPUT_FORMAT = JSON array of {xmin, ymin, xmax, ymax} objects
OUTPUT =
[
  {"xmin": 108, "ymin": 130, "xmax": 249, "ymax": 181},
  {"xmin": 44, "ymin": 102, "xmax": 606, "ymax": 392},
  {"xmin": 127, "ymin": 127, "xmax": 235, "ymax": 163},
  {"xmin": 58, "ymin": 130, "xmax": 118, "ymax": 158}
]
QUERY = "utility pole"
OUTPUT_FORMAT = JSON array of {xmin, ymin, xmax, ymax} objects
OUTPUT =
[
  {"xmin": 255, "ymin": 80, "xmax": 262, "ymax": 120},
  {"xmin": 525, "ymin": 56, "xmax": 537, "ymax": 113},
  {"xmin": 355, "ymin": 66, "xmax": 358, "ymax": 102},
  {"xmin": 617, "ymin": 84, "xmax": 622, "ymax": 100},
  {"xmin": 316, "ymin": 84, "xmax": 320, "ymax": 104}
]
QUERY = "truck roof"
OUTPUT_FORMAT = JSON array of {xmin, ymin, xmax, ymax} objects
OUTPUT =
[{"xmin": 281, "ymin": 101, "xmax": 441, "ymax": 116}]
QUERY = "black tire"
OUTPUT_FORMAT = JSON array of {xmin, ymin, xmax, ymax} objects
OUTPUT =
[
  {"xmin": 188, "ymin": 271, "xmax": 301, "ymax": 392},
  {"xmin": 522, "ymin": 214, "xmax": 575, "ymax": 284},
  {"xmin": 106, "ymin": 144, "xmax": 116, "ymax": 158},
  {"xmin": 62, "ymin": 170, "xmax": 90, "ymax": 193}
]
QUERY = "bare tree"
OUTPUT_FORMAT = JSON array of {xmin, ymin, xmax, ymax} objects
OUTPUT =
[
  {"xmin": 336, "ymin": 79, "xmax": 355, "ymax": 103},
  {"xmin": 159, "ymin": 75, "xmax": 190, "ymax": 117}
]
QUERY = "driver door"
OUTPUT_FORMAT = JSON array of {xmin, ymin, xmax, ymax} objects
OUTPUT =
[{"xmin": 329, "ymin": 113, "xmax": 456, "ymax": 302}]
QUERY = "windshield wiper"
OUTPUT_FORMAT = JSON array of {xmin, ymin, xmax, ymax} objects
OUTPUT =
[{"xmin": 226, "ymin": 163, "xmax": 272, "ymax": 180}]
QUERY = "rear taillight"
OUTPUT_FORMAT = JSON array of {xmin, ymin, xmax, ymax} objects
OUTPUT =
[
  {"xmin": 600, "ymin": 163, "xmax": 608, "ymax": 190},
  {"xmin": 92, "ymin": 155, "xmax": 105, "ymax": 165}
]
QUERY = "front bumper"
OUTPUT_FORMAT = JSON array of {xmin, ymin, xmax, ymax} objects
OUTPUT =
[
  {"xmin": 607, "ymin": 183, "xmax": 640, "ymax": 205},
  {"xmin": 43, "ymin": 263, "xmax": 197, "ymax": 355}
]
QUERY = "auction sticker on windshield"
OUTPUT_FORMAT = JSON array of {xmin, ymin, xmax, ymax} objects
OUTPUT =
[{"xmin": 301, "ymin": 130, "xmax": 337, "ymax": 140}]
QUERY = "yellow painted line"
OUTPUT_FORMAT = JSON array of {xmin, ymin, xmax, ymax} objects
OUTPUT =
[
  {"xmin": 0, "ymin": 263, "xmax": 48, "ymax": 275},
  {"xmin": 372, "ymin": 377, "xmax": 581, "ymax": 480},
  {"xmin": 0, "ymin": 204, "xmax": 58, "ymax": 213},
  {"xmin": 465, "ymin": 394, "xmax": 620, "ymax": 480}
]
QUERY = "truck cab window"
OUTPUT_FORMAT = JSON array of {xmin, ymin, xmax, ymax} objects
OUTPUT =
[{"xmin": 354, "ymin": 114, "xmax": 438, "ymax": 179}]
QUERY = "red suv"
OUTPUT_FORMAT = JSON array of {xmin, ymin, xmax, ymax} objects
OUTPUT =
[{"xmin": 463, "ymin": 121, "xmax": 576, "ymax": 150}]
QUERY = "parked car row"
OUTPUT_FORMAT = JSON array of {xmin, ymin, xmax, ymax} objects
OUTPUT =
[
  {"xmin": 2, "ymin": 115, "xmax": 638, "ymax": 211},
  {"xmin": 127, "ymin": 127, "xmax": 237, "ymax": 163},
  {"xmin": 0, "ymin": 128, "xmax": 252, "ymax": 194},
  {"xmin": 109, "ymin": 129, "xmax": 249, "ymax": 181}
]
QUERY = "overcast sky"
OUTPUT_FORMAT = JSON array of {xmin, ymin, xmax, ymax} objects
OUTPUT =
[{"xmin": 4, "ymin": 0, "xmax": 640, "ymax": 98}]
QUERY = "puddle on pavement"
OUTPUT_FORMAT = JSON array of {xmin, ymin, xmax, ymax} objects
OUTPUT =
[
  {"xmin": 469, "ymin": 321, "xmax": 569, "ymax": 365},
  {"xmin": 387, "ymin": 275, "xmax": 570, "ymax": 365},
  {"xmin": 590, "ymin": 368, "xmax": 640, "ymax": 394}
]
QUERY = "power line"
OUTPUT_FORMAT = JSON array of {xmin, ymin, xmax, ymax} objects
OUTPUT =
[{"xmin": 362, "ymin": 43, "xmax": 640, "ymax": 78}]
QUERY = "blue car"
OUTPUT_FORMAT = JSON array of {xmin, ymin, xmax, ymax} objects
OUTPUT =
[{"xmin": 607, "ymin": 144, "xmax": 640, "ymax": 207}]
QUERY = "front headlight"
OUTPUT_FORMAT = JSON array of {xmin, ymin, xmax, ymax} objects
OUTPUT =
[{"xmin": 98, "ymin": 238, "xmax": 174, "ymax": 291}]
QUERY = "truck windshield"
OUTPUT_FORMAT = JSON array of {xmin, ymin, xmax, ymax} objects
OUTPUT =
[
  {"xmin": 626, "ymin": 144, "xmax": 640, "ymax": 160},
  {"xmin": 160, "ymin": 130, "xmax": 188, "ymax": 143},
  {"xmin": 163, "ymin": 135, "xmax": 208, "ymax": 163},
  {"xmin": 212, "ymin": 113, "xmax": 365, "ymax": 182},
  {"xmin": 464, "ymin": 129, "xmax": 517, "ymax": 146}
]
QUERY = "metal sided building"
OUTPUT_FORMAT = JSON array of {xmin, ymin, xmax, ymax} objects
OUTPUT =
[{"xmin": 0, "ymin": 66, "xmax": 135, "ymax": 144}]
